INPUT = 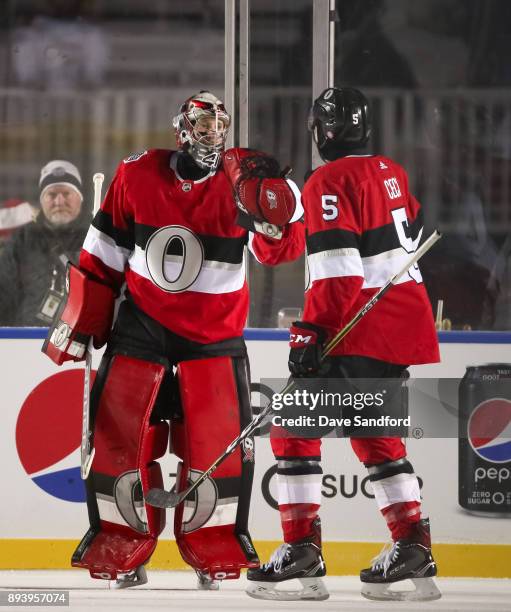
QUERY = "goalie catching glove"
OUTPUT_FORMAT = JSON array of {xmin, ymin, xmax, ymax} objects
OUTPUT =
[
  {"xmin": 42, "ymin": 263, "xmax": 115, "ymax": 365},
  {"xmin": 288, "ymin": 321, "xmax": 327, "ymax": 377},
  {"xmin": 223, "ymin": 147, "xmax": 296, "ymax": 239}
]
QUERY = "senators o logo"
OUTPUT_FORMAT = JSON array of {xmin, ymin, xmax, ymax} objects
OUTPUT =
[{"xmin": 145, "ymin": 225, "xmax": 204, "ymax": 292}]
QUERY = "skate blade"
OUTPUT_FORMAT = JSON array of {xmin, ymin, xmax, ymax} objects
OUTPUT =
[
  {"xmin": 361, "ymin": 577, "xmax": 441, "ymax": 602},
  {"xmin": 196, "ymin": 570, "xmax": 220, "ymax": 591},
  {"xmin": 110, "ymin": 566, "xmax": 148, "ymax": 590},
  {"xmin": 246, "ymin": 577, "xmax": 329, "ymax": 601},
  {"xmin": 197, "ymin": 579, "xmax": 220, "ymax": 591}
]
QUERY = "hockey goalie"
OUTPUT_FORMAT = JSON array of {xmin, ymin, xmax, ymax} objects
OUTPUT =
[{"xmin": 42, "ymin": 90, "xmax": 304, "ymax": 589}]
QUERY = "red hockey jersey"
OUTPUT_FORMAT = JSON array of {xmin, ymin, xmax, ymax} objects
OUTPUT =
[
  {"xmin": 80, "ymin": 149, "xmax": 304, "ymax": 343},
  {"xmin": 302, "ymin": 154, "xmax": 439, "ymax": 365}
]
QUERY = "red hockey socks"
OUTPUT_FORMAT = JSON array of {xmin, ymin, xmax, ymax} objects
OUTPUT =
[
  {"xmin": 381, "ymin": 500, "xmax": 422, "ymax": 541},
  {"xmin": 366, "ymin": 457, "xmax": 422, "ymax": 542},
  {"xmin": 275, "ymin": 458, "xmax": 322, "ymax": 543}
]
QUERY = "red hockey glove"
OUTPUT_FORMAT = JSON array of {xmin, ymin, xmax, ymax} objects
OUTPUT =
[
  {"xmin": 42, "ymin": 263, "xmax": 115, "ymax": 365},
  {"xmin": 223, "ymin": 147, "xmax": 296, "ymax": 237},
  {"xmin": 288, "ymin": 321, "xmax": 327, "ymax": 377}
]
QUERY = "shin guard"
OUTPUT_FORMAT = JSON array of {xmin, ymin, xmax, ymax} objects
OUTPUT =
[
  {"xmin": 173, "ymin": 356, "xmax": 259, "ymax": 580},
  {"xmin": 72, "ymin": 355, "xmax": 169, "ymax": 581}
]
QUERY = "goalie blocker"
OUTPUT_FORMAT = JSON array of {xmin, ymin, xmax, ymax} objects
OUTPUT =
[
  {"xmin": 42, "ymin": 263, "xmax": 115, "ymax": 364},
  {"xmin": 223, "ymin": 147, "xmax": 298, "ymax": 239}
]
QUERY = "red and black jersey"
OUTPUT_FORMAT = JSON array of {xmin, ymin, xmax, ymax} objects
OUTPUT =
[
  {"xmin": 302, "ymin": 154, "xmax": 439, "ymax": 365},
  {"xmin": 80, "ymin": 149, "xmax": 304, "ymax": 344}
]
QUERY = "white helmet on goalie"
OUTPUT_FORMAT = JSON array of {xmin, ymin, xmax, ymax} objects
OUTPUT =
[{"xmin": 173, "ymin": 90, "xmax": 231, "ymax": 171}]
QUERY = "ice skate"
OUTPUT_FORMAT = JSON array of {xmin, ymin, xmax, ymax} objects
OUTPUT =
[
  {"xmin": 360, "ymin": 518, "xmax": 441, "ymax": 601},
  {"xmin": 246, "ymin": 520, "xmax": 328, "ymax": 601},
  {"xmin": 195, "ymin": 569, "xmax": 220, "ymax": 591},
  {"xmin": 110, "ymin": 565, "xmax": 148, "ymax": 589}
]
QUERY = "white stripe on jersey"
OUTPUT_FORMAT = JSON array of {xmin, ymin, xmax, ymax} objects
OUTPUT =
[
  {"xmin": 308, "ymin": 247, "xmax": 364, "ymax": 281},
  {"xmin": 277, "ymin": 473, "xmax": 322, "ymax": 505},
  {"xmin": 307, "ymin": 246, "xmax": 423, "ymax": 289},
  {"xmin": 369, "ymin": 472, "xmax": 421, "ymax": 510},
  {"xmin": 362, "ymin": 247, "xmax": 423, "ymax": 288},
  {"xmin": 82, "ymin": 225, "xmax": 130, "ymax": 272},
  {"xmin": 247, "ymin": 232, "xmax": 262, "ymax": 263},
  {"xmin": 287, "ymin": 179, "xmax": 304, "ymax": 222},
  {"xmin": 128, "ymin": 245, "xmax": 246, "ymax": 294}
]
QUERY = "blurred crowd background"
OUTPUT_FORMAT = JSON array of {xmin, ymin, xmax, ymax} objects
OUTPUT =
[{"xmin": 1, "ymin": 0, "xmax": 510, "ymax": 330}]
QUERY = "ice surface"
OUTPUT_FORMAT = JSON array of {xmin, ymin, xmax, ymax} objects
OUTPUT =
[{"xmin": 1, "ymin": 570, "xmax": 510, "ymax": 612}]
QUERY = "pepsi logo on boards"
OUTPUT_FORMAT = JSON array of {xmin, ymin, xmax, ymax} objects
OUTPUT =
[
  {"xmin": 468, "ymin": 398, "xmax": 511, "ymax": 464},
  {"xmin": 16, "ymin": 370, "xmax": 95, "ymax": 502}
]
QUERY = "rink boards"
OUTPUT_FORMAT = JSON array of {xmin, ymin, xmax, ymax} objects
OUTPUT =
[{"xmin": 1, "ymin": 329, "xmax": 510, "ymax": 576}]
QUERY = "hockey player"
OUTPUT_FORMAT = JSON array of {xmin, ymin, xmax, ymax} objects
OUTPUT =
[
  {"xmin": 247, "ymin": 87, "xmax": 441, "ymax": 602},
  {"xmin": 42, "ymin": 91, "xmax": 304, "ymax": 588}
]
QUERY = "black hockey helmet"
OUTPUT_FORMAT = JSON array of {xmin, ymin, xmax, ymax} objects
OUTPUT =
[{"xmin": 308, "ymin": 87, "xmax": 371, "ymax": 161}]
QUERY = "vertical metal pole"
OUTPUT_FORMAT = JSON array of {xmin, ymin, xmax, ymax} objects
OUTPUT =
[
  {"xmin": 329, "ymin": 0, "xmax": 336, "ymax": 88},
  {"xmin": 225, "ymin": 0, "xmax": 236, "ymax": 148},
  {"xmin": 239, "ymin": 0, "xmax": 250, "ymax": 147},
  {"xmin": 312, "ymin": 0, "xmax": 335, "ymax": 168},
  {"xmin": 239, "ymin": 0, "xmax": 252, "ymax": 322}
]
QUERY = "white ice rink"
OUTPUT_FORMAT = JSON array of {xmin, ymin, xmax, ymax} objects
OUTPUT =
[{"xmin": 1, "ymin": 571, "xmax": 510, "ymax": 612}]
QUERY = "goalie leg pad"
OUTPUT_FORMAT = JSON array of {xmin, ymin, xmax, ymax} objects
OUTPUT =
[
  {"xmin": 72, "ymin": 354, "xmax": 169, "ymax": 580},
  {"xmin": 173, "ymin": 355, "xmax": 259, "ymax": 580}
]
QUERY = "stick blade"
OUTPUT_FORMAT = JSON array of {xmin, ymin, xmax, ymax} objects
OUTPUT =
[
  {"xmin": 145, "ymin": 487, "xmax": 182, "ymax": 508},
  {"xmin": 80, "ymin": 447, "xmax": 95, "ymax": 480}
]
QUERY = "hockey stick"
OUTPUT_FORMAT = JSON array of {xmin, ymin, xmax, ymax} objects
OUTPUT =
[
  {"xmin": 80, "ymin": 172, "xmax": 104, "ymax": 480},
  {"xmin": 145, "ymin": 229, "xmax": 442, "ymax": 507}
]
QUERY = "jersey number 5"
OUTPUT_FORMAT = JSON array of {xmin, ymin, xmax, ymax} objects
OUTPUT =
[
  {"xmin": 391, "ymin": 207, "xmax": 423, "ymax": 283},
  {"xmin": 322, "ymin": 195, "xmax": 338, "ymax": 221}
]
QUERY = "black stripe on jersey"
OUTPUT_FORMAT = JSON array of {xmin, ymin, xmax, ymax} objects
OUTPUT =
[
  {"xmin": 361, "ymin": 209, "xmax": 423, "ymax": 257},
  {"xmin": 135, "ymin": 223, "xmax": 246, "ymax": 264},
  {"xmin": 308, "ymin": 209, "xmax": 423, "ymax": 258},
  {"xmin": 306, "ymin": 228, "xmax": 359, "ymax": 255},
  {"xmin": 92, "ymin": 209, "xmax": 135, "ymax": 251}
]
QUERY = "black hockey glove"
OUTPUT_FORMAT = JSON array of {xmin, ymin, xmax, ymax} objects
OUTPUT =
[{"xmin": 288, "ymin": 321, "xmax": 327, "ymax": 377}]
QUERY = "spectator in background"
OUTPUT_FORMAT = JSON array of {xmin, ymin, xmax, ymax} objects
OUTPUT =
[{"xmin": 0, "ymin": 160, "xmax": 90, "ymax": 326}]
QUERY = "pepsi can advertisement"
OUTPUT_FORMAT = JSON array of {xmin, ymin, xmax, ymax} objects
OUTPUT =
[{"xmin": 459, "ymin": 364, "xmax": 511, "ymax": 517}]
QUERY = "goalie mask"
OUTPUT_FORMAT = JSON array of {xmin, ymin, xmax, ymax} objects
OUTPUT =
[
  {"xmin": 173, "ymin": 91, "xmax": 231, "ymax": 171},
  {"xmin": 308, "ymin": 87, "xmax": 371, "ymax": 161}
]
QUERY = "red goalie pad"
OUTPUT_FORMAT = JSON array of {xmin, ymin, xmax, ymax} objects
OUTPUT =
[
  {"xmin": 223, "ymin": 147, "xmax": 296, "ymax": 226},
  {"xmin": 172, "ymin": 356, "xmax": 259, "ymax": 580},
  {"xmin": 72, "ymin": 355, "xmax": 169, "ymax": 581},
  {"xmin": 42, "ymin": 263, "xmax": 115, "ymax": 364}
]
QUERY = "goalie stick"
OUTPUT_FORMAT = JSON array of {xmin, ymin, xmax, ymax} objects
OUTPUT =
[
  {"xmin": 80, "ymin": 172, "xmax": 104, "ymax": 480},
  {"xmin": 145, "ymin": 229, "xmax": 442, "ymax": 508}
]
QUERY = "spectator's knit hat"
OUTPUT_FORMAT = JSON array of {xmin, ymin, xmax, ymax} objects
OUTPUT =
[{"xmin": 39, "ymin": 160, "xmax": 83, "ymax": 201}]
